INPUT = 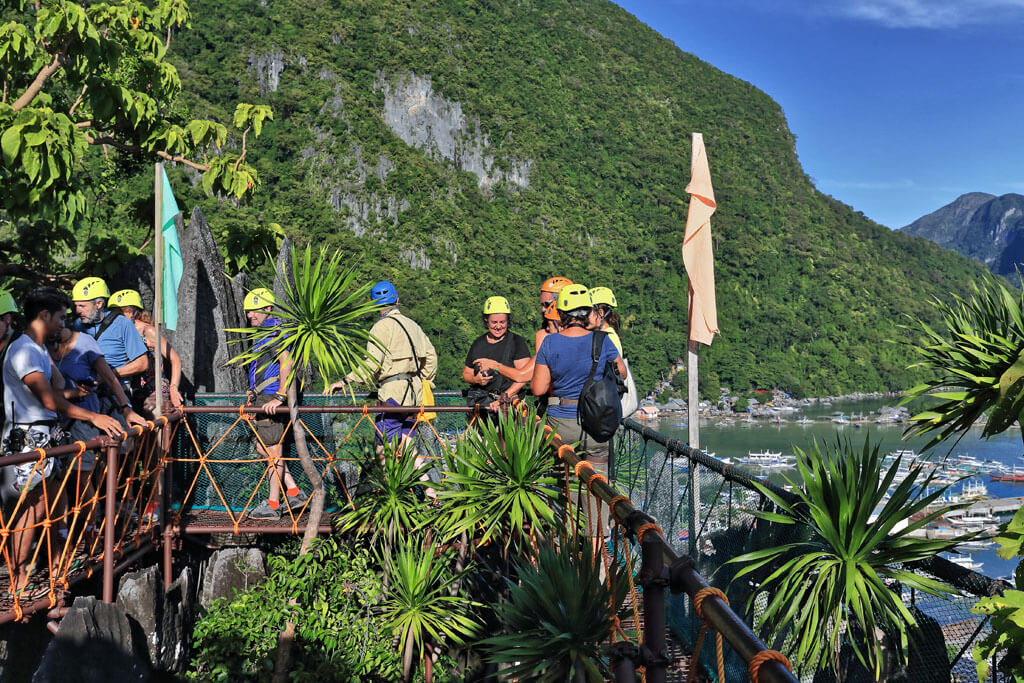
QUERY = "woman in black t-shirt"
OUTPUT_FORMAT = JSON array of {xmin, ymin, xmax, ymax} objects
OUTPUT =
[{"xmin": 462, "ymin": 297, "xmax": 531, "ymax": 417}]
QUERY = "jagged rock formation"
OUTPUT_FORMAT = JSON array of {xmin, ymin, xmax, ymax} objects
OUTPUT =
[
  {"xmin": 198, "ymin": 548, "xmax": 267, "ymax": 610},
  {"xmin": 115, "ymin": 565, "xmax": 197, "ymax": 673},
  {"xmin": 902, "ymin": 193, "xmax": 1024, "ymax": 276},
  {"xmin": 174, "ymin": 206, "xmax": 249, "ymax": 393},
  {"xmin": 33, "ymin": 596, "xmax": 149, "ymax": 682}
]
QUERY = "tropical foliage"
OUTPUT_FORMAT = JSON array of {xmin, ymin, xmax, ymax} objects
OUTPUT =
[
  {"xmin": 900, "ymin": 275, "xmax": 1024, "ymax": 450},
  {"xmin": 439, "ymin": 407, "xmax": 563, "ymax": 549},
  {"xmin": 0, "ymin": 0, "xmax": 271, "ymax": 282},
  {"xmin": 728, "ymin": 438, "xmax": 965, "ymax": 679},
  {"xmin": 971, "ymin": 506, "xmax": 1024, "ymax": 682},
  {"xmin": 480, "ymin": 540, "xmax": 628, "ymax": 682},
  {"xmin": 188, "ymin": 539, "xmax": 407, "ymax": 682}
]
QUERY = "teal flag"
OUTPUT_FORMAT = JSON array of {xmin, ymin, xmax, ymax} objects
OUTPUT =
[{"xmin": 160, "ymin": 167, "xmax": 183, "ymax": 331}]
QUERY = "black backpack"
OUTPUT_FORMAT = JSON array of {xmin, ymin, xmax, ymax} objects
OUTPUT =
[{"xmin": 576, "ymin": 330, "xmax": 622, "ymax": 442}]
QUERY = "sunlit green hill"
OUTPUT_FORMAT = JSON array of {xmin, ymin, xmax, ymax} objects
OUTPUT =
[{"xmin": 128, "ymin": 0, "xmax": 991, "ymax": 395}]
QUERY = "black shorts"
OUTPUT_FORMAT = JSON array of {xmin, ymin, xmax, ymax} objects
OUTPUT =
[{"xmin": 251, "ymin": 394, "xmax": 291, "ymax": 445}]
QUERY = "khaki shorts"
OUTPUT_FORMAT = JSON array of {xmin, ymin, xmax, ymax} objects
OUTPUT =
[{"xmin": 251, "ymin": 394, "xmax": 291, "ymax": 446}]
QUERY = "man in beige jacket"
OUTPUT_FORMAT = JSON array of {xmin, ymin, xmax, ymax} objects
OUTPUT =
[{"xmin": 331, "ymin": 281, "xmax": 437, "ymax": 454}]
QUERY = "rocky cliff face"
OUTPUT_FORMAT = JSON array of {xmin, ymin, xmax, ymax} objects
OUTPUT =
[{"xmin": 902, "ymin": 193, "xmax": 1024, "ymax": 276}]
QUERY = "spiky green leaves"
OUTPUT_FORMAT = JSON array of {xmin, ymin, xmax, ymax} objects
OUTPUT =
[
  {"xmin": 439, "ymin": 407, "xmax": 563, "ymax": 549},
  {"xmin": 729, "ymin": 438, "xmax": 967, "ymax": 678},
  {"xmin": 227, "ymin": 245, "xmax": 384, "ymax": 393},
  {"xmin": 481, "ymin": 540, "xmax": 627, "ymax": 682},
  {"xmin": 900, "ymin": 276, "xmax": 1024, "ymax": 450}
]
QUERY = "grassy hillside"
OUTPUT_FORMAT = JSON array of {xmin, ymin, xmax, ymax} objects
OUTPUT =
[{"xmin": 98, "ymin": 0, "xmax": 991, "ymax": 396}]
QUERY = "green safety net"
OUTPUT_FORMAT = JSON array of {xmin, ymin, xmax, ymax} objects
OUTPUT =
[{"xmin": 172, "ymin": 392, "xmax": 470, "ymax": 513}]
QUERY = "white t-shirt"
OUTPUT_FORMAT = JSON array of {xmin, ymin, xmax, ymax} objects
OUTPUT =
[{"xmin": 2, "ymin": 333, "xmax": 56, "ymax": 425}]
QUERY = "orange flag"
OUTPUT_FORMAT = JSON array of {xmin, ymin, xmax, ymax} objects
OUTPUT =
[{"xmin": 682, "ymin": 133, "xmax": 719, "ymax": 345}]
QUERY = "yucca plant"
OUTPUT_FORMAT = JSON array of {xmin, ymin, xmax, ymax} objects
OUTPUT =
[
  {"xmin": 378, "ymin": 533, "xmax": 480, "ymax": 681},
  {"xmin": 481, "ymin": 539, "xmax": 628, "ymax": 682},
  {"xmin": 728, "ymin": 438, "xmax": 969, "ymax": 680},
  {"xmin": 335, "ymin": 439, "xmax": 433, "ymax": 556},
  {"xmin": 899, "ymin": 275, "xmax": 1024, "ymax": 451},
  {"xmin": 228, "ymin": 245, "xmax": 383, "ymax": 550},
  {"xmin": 438, "ymin": 406, "xmax": 564, "ymax": 550}
]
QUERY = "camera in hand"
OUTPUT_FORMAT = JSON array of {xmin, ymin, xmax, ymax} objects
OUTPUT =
[{"xmin": 474, "ymin": 362, "xmax": 493, "ymax": 378}]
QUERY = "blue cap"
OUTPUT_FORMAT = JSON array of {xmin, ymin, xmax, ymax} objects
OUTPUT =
[{"xmin": 371, "ymin": 280, "xmax": 398, "ymax": 305}]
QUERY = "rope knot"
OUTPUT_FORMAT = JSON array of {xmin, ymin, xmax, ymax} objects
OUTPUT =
[
  {"xmin": 586, "ymin": 473, "xmax": 608, "ymax": 493},
  {"xmin": 556, "ymin": 444, "xmax": 574, "ymax": 461},
  {"xmin": 693, "ymin": 586, "xmax": 727, "ymax": 621},
  {"xmin": 636, "ymin": 522, "xmax": 662, "ymax": 542},
  {"xmin": 749, "ymin": 649, "xmax": 792, "ymax": 682},
  {"xmin": 574, "ymin": 460, "xmax": 594, "ymax": 478}
]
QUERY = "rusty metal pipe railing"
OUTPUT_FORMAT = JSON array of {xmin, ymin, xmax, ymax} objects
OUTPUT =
[
  {"xmin": 103, "ymin": 442, "xmax": 118, "ymax": 603},
  {"xmin": 181, "ymin": 405, "xmax": 476, "ymax": 414},
  {"xmin": 545, "ymin": 425, "xmax": 796, "ymax": 683}
]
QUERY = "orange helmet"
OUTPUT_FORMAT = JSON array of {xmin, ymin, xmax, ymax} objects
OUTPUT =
[{"xmin": 540, "ymin": 276, "xmax": 573, "ymax": 293}]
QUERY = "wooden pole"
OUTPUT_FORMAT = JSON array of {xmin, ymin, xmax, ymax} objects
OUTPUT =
[
  {"xmin": 153, "ymin": 163, "xmax": 164, "ymax": 418},
  {"xmin": 687, "ymin": 336, "xmax": 699, "ymax": 559}
]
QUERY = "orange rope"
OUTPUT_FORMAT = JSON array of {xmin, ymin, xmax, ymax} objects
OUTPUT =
[
  {"xmin": 749, "ymin": 650, "xmax": 792, "ymax": 682},
  {"xmin": 587, "ymin": 473, "xmax": 608, "ymax": 493},
  {"xmin": 636, "ymin": 522, "xmax": 662, "ymax": 542},
  {"xmin": 608, "ymin": 495, "xmax": 630, "ymax": 521},
  {"xmin": 573, "ymin": 460, "xmax": 594, "ymax": 478}
]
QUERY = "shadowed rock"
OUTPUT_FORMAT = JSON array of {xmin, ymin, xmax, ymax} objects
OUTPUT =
[{"xmin": 33, "ymin": 596, "xmax": 148, "ymax": 682}]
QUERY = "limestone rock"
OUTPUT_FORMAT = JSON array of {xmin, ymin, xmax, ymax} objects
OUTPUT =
[
  {"xmin": 116, "ymin": 565, "xmax": 162, "ymax": 666},
  {"xmin": 159, "ymin": 567, "xmax": 195, "ymax": 672},
  {"xmin": 33, "ymin": 596, "xmax": 148, "ymax": 683},
  {"xmin": 199, "ymin": 548, "xmax": 267, "ymax": 610},
  {"xmin": 175, "ymin": 206, "xmax": 248, "ymax": 393}
]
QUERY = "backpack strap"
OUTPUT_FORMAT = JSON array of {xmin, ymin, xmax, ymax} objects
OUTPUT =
[
  {"xmin": 94, "ymin": 310, "xmax": 121, "ymax": 342},
  {"xmin": 577, "ymin": 330, "xmax": 608, "ymax": 429},
  {"xmin": 387, "ymin": 315, "xmax": 421, "ymax": 405}
]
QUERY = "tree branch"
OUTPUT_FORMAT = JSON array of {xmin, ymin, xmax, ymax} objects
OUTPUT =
[
  {"xmin": 68, "ymin": 83, "xmax": 89, "ymax": 117},
  {"xmin": 0, "ymin": 262, "xmax": 75, "ymax": 288},
  {"xmin": 84, "ymin": 134, "xmax": 212, "ymax": 172},
  {"xmin": 233, "ymin": 125, "xmax": 251, "ymax": 171},
  {"xmin": 74, "ymin": 120, "xmax": 93, "ymax": 128},
  {"xmin": 12, "ymin": 52, "xmax": 64, "ymax": 111}
]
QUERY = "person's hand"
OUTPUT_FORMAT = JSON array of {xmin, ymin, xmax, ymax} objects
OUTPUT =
[
  {"xmin": 124, "ymin": 407, "xmax": 147, "ymax": 427},
  {"xmin": 90, "ymin": 413, "xmax": 124, "ymax": 439},
  {"xmin": 169, "ymin": 385, "xmax": 184, "ymax": 408},
  {"xmin": 487, "ymin": 399, "xmax": 500, "ymax": 412},
  {"xmin": 65, "ymin": 385, "xmax": 92, "ymax": 401},
  {"xmin": 476, "ymin": 358, "xmax": 499, "ymax": 372},
  {"xmin": 262, "ymin": 397, "xmax": 283, "ymax": 415},
  {"xmin": 328, "ymin": 380, "xmax": 346, "ymax": 395}
]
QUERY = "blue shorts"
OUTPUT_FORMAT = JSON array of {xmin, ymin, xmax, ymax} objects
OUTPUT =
[{"xmin": 374, "ymin": 398, "xmax": 416, "ymax": 447}]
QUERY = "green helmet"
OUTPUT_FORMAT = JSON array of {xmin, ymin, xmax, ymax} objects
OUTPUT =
[{"xmin": 0, "ymin": 290, "xmax": 16, "ymax": 316}]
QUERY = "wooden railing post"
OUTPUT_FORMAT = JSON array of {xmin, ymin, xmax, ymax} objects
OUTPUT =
[
  {"xmin": 640, "ymin": 531, "xmax": 669, "ymax": 683},
  {"xmin": 102, "ymin": 441, "xmax": 119, "ymax": 603},
  {"xmin": 160, "ymin": 419, "xmax": 174, "ymax": 590}
]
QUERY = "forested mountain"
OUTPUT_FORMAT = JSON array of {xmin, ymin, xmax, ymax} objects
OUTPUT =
[
  {"xmin": 902, "ymin": 193, "xmax": 1024, "ymax": 277},
  {"xmin": 93, "ymin": 0, "xmax": 993, "ymax": 397}
]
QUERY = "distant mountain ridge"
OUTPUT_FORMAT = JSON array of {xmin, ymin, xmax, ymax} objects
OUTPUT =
[{"xmin": 902, "ymin": 193, "xmax": 1024, "ymax": 276}]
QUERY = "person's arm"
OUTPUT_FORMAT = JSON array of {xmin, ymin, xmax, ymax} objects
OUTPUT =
[
  {"xmin": 502, "ymin": 357, "xmax": 532, "ymax": 397},
  {"xmin": 115, "ymin": 352, "xmax": 149, "ymax": 377},
  {"xmin": 476, "ymin": 356, "xmax": 535, "ymax": 383},
  {"xmin": 530, "ymin": 363, "xmax": 551, "ymax": 396},
  {"xmin": 462, "ymin": 364, "xmax": 487, "ymax": 386},
  {"xmin": 156, "ymin": 332, "xmax": 184, "ymax": 408},
  {"xmin": 94, "ymin": 357, "xmax": 146, "ymax": 426},
  {"xmin": 22, "ymin": 371, "xmax": 123, "ymax": 438}
]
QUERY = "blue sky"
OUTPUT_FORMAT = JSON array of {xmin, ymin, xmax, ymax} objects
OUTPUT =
[{"xmin": 613, "ymin": 0, "xmax": 1024, "ymax": 229}]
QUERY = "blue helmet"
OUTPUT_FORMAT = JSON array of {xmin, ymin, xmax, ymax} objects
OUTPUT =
[{"xmin": 371, "ymin": 280, "xmax": 398, "ymax": 305}]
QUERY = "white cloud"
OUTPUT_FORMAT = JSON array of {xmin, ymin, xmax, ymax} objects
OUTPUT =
[{"xmin": 822, "ymin": 0, "xmax": 1024, "ymax": 28}]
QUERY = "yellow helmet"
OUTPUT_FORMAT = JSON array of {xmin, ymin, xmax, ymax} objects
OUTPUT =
[
  {"xmin": 72, "ymin": 276, "xmax": 110, "ymax": 302},
  {"xmin": 244, "ymin": 287, "xmax": 275, "ymax": 311},
  {"xmin": 110, "ymin": 289, "xmax": 143, "ymax": 310},
  {"xmin": 557, "ymin": 284, "xmax": 591, "ymax": 312},
  {"xmin": 0, "ymin": 290, "xmax": 16, "ymax": 316},
  {"xmin": 588, "ymin": 286, "xmax": 617, "ymax": 308},
  {"xmin": 483, "ymin": 296, "xmax": 512, "ymax": 315}
]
